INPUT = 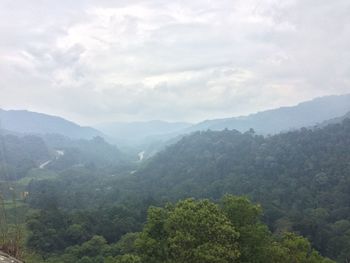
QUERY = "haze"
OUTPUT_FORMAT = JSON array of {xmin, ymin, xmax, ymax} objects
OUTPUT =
[{"xmin": 1, "ymin": 0, "xmax": 349, "ymax": 125}]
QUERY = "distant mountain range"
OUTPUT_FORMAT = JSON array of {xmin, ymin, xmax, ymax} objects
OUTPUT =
[
  {"xmin": 0, "ymin": 109, "xmax": 102, "ymax": 139},
  {"xmin": 187, "ymin": 93, "xmax": 350, "ymax": 134},
  {"xmin": 1, "ymin": 93, "xmax": 349, "ymax": 146}
]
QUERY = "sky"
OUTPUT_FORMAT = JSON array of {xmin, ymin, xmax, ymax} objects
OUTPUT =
[{"xmin": 0, "ymin": 0, "xmax": 349, "ymax": 125}]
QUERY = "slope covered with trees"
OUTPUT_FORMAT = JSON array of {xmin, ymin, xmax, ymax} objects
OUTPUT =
[
  {"xmin": 43, "ymin": 135, "xmax": 129, "ymax": 171},
  {"xmin": 26, "ymin": 196, "xmax": 333, "ymax": 263},
  {"xmin": 4, "ymin": 117, "xmax": 350, "ymax": 262},
  {"xmin": 22, "ymin": 119, "xmax": 350, "ymax": 262},
  {"xmin": 132, "ymin": 119, "xmax": 350, "ymax": 261},
  {"xmin": 0, "ymin": 133, "xmax": 128, "ymax": 182},
  {"xmin": 318, "ymin": 111, "xmax": 350, "ymax": 127},
  {"xmin": 0, "ymin": 134, "xmax": 50, "ymax": 181}
]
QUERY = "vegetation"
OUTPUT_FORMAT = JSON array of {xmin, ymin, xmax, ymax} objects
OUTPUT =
[
  {"xmin": 130, "ymin": 119, "xmax": 350, "ymax": 261},
  {"xmin": 1, "ymin": 117, "xmax": 350, "ymax": 262},
  {"xmin": 0, "ymin": 134, "xmax": 49, "ymax": 181},
  {"xmin": 25, "ymin": 196, "xmax": 334, "ymax": 263}
]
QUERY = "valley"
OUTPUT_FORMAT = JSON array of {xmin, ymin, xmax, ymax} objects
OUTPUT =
[
  {"xmin": 1, "ymin": 1, "xmax": 349, "ymax": 261},
  {"xmin": 1, "ymin": 94, "xmax": 350, "ymax": 262}
]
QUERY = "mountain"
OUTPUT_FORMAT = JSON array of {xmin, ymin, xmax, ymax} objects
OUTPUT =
[
  {"xmin": 318, "ymin": 111, "xmax": 350, "ymax": 127},
  {"xmin": 42, "ymin": 135, "xmax": 128, "ymax": 171},
  {"xmin": 0, "ymin": 134, "xmax": 50, "ymax": 181},
  {"xmin": 96, "ymin": 94, "xmax": 350, "ymax": 155},
  {"xmin": 0, "ymin": 132, "xmax": 129, "ymax": 189},
  {"xmin": 133, "ymin": 119, "xmax": 350, "ymax": 261},
  {"xmin": 0, "ymin": 109, "xmax": 102, "ymax": 139},
  {"xmin": 95, "ymin": 120, "xmax": 191, "ymax": 145},
  {"xmin": 188, "ymin": 93, "xmax": 350, "ymax": 134}
]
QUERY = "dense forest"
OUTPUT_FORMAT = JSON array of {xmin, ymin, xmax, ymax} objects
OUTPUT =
[
  {"xmin": 0, "ymin": 134, "xmax": 49, "ymax": 181},
  {"xmin": 0, "ymin": 133, "xmax": 129, "ymax": 180},
  {"xmin": 132, "ymin": 119, "xmax": 350, "ymax": 261},
  {"xmin": 26, "ymin": 196, "xmax": 334, "ymax": 262},
  {"xmin": 1, "ymin": 0, "xmax": 349, "ymax": 261},
  {"xmin": 6, "ymin": 118, "xmax": 347, "ymax": 262}
]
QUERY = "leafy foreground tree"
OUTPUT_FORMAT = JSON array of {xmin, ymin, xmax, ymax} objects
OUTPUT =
[
  {"xmin": 27, "ymin": 196, "xmax": 333, "ymax": 263},
  {"xmin": 136, "ymin": 198, "xmax": 240, "ymax": 263},
  {"xmin": 133, "ymin": 196, "xmax": 332, "ymax": 263}
]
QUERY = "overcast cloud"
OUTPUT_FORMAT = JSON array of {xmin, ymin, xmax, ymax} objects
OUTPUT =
[{"xmin": 0, "ymin": 0, "xmax": 349, "ymax": 124}]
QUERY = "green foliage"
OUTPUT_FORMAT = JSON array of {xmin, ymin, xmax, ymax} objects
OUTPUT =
[
  {"xmin": 134, "ymin": 196, "xmax": 332, "ymax": 263},
  {"xmin": 24, "ymin": 195, "xmax": 334, "ymax": 263},
  {"xmin": 268, "ymin": 233, "xmax": 334, "ymax": 263},
  {"xmin": 136, "ymin": 198, "xmax": 240, "ymax": 263},
  {"xmin": 114, "ymin": 233, "xmax": 139, "ymax": 255},
  {"xmin": 0, "ymin": 134, "xmax": 49, "ymax": 181},
  {"xmin": 113, "ymin": 254, "xmax": 142, "ymax": 263},
  {"xmin": 44, "ymin": 135, "xmax": 128, "ymax": 171},
  {"xmin": 131, "ymin": 119, "xmax": 350, "ymax": 261},
  {"xmin": 221, "ymin": 195, "xmax": 262, "ymax": 227},
  {"xmin": 26, "ymin": 204, "xmax": 143, "ymax": 255},
  {"xmin": 21, "ymin": 119, "xmax": 350, "ymax": 262}
]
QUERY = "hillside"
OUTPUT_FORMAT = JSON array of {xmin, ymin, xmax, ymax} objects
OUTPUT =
[
  {"xmin": 2, "ymin": 100, "xmax": 350, "ymax": 262},
  {"xmin": 318, "ymin": 111, "xmax": 350, "ymax": 127},
  {"xmin": 134, "ymin": 119, "xmax": 350, "ymax": 261},
  {"xmin": 0, "ymin": 109, "xmax": 102, "ymax": 139},
  {"xmin": 23, "ymin": 118, "xmax": 350, "ymax": 262},
  {"xmin": 0, "ymin": 134, "xmax": 50, "ymax": 181},
  {"xmin": 188, "ymin": 94, "xmax": 350, "ymax": 134},
  {"xmin": 42, "ymin": 134, "xmax": 128, "ymax": 171},
  {"xmin": 0, "ymin": 132, "xmax": 128, "ymax": 185}
]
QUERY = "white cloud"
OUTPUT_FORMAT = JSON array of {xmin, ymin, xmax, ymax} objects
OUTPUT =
[{"xmin": 0, "ymin": 0, "xmax": 349, "ymax": 124}]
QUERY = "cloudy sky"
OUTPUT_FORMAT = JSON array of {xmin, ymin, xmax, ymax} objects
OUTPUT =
[{"xmin": 0, "ymin": 0, "xmax": 349, "ymax": 125}]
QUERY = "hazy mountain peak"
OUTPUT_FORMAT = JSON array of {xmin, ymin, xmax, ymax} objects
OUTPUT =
[
  {"xmin": 188, "ymin": 93, "xmax": 350, "ymax": 134},
  {"xmin": 0, "ymin": 109, "xmax": 102, "ymax": 139}
]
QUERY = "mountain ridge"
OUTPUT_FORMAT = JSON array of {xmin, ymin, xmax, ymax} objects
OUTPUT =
[
  {"xmin": 187, "ymin": 93, "xmax": 350, "ymax": 134},
  {"xmin": 0, "ymin": 109, "xmax": 102, "ymax": 139}
]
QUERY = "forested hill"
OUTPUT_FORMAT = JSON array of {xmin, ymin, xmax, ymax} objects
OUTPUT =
[
  {"xmin": 22, "ymin": 118, "xmax": 350, "ymax": 262},
  {"xmin": 42, "ymin": 134, "xmax": 127, "ymax": 171},
  {"xmin": 318, "ymin": 111, "xmax": 350, "ymax": 127},
  {"xmin": 187, "ymin": 93, "xmax": 350, "ymax": 134},
  {"xmin": 0, "ymin": 133, "xmax": 127, "ymax": 182},
  {"xmin": 0, "ymin": 134, "xmax": 50, "ymax": 180},
  {"xmin": 0, "ymin": 109, "xmax": 102, "ymax": 139},
  {"xmin": 135, "ymin": 118, "xmax": 350, "ymax": 261}
]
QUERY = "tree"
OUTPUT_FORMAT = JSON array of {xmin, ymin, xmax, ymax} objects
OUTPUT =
[
  {"xmin": 136, "ymin": 199, "xmax": 240, "ymax": 263},
  {"xmin": 269, "ymin": 233, "xmax": 334, "ymax": 263},
  {"xmin": 134, "ymin": 196, "xmax": 334, "ymax": 263},
  {"xmin": 114, "ymin": 254, "xmax": 142, "ymax": 263}
]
